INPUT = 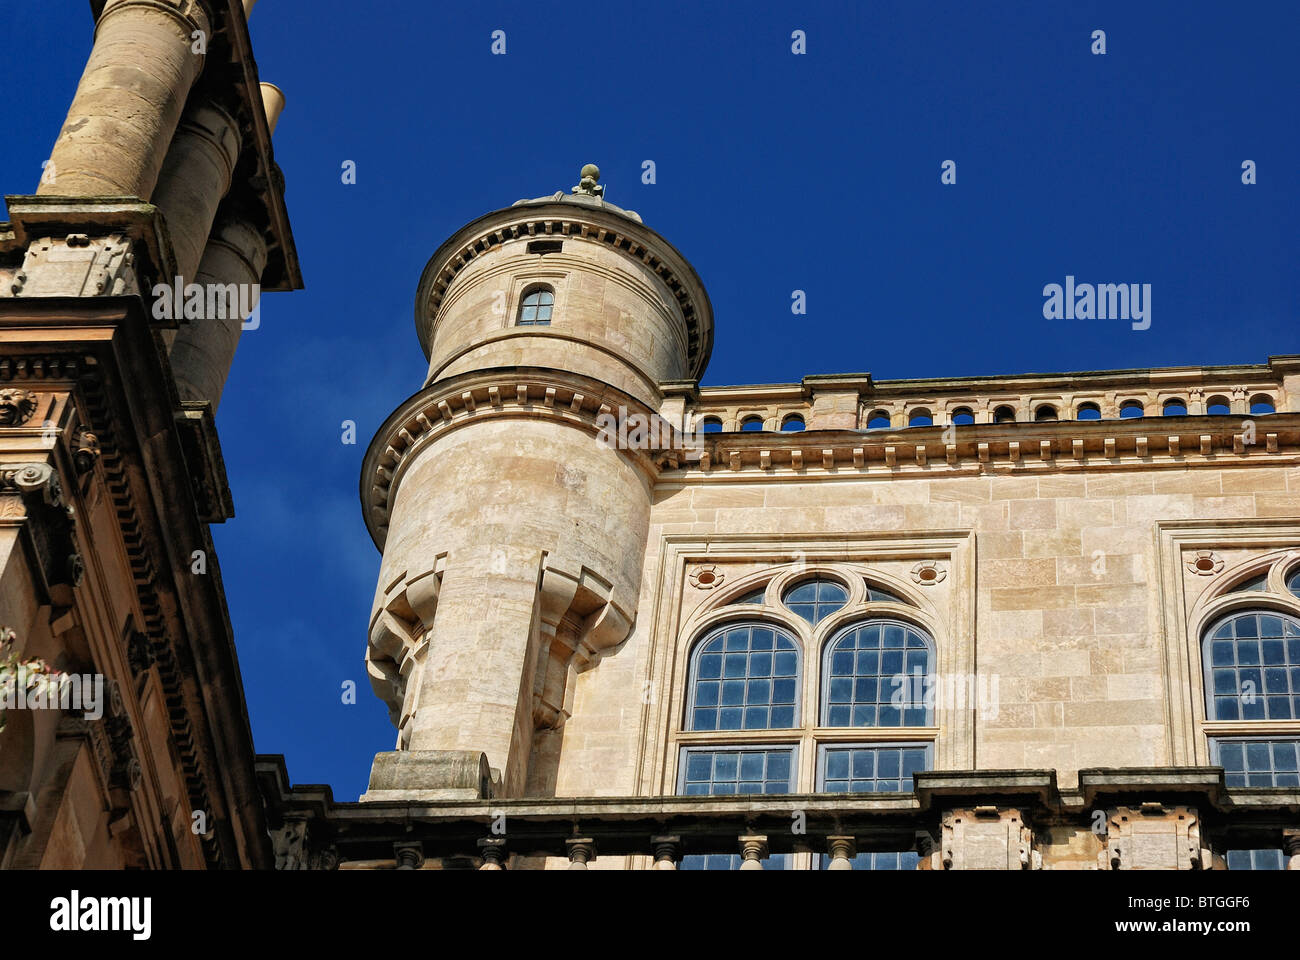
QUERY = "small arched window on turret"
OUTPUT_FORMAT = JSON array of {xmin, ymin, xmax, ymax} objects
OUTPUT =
[{"xmin": 517, "ymin": 285, "xmax": 554, "ymax": 326}]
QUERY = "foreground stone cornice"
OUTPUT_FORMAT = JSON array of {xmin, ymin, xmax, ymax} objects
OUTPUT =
[{"xmin": 0, "ymin": 295, "xmax": 271, "ymax": 867}]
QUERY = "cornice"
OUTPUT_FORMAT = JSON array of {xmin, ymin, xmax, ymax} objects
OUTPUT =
[
  {"xmin": 360, "ymin": 367, "xmax": 687, "ymax": 551},
  {"xmin": 657, "ymin": 415, "xmax": 1300, "ymax": 482}
]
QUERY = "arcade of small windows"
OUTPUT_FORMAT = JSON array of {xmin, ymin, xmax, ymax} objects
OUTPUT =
[
  {"xmin": 1200, "ymin": 556, "xmax": 1300, "ymax": 868},
  {"xmin": 516, "ymin": 285, "xmax": 554, "ymax": 325},
  {"xmin": 859, "ymin": 395, "xmax": 1281, "ymax": 428},
  {"xmin": 676, "ymin": 571, "xmax": 935, "ymax": 869}
]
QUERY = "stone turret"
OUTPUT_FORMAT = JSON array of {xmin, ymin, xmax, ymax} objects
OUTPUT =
[{"xmin": 361, "ymin": 166, "xmax": 713, "ymax": 798}]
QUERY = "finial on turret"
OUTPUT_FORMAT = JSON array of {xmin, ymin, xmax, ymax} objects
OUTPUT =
[{"xmin": 572, "ymin": 164, "xmax": 604, "ymax": 198}]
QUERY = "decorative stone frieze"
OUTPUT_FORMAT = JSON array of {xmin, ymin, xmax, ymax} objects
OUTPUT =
[{"xmin": 4, "ymin": 234, "xmax": 139, "ymax": 299}]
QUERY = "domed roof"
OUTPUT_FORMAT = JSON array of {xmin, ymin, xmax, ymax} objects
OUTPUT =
[{"xmin": 512, "ymin": 163, "xmax": 642, "ymax": 223}]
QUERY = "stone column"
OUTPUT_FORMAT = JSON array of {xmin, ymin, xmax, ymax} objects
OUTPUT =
[
  {"xmin": 39, "ymin": 0, "xmax": 211, "ymax": 200},
  {"xmin": 393, "ymin": 841, "xmax": 424, "ymax": 870},
  {"xmin": 826, "ymin": 836, "xmax": 856, "ymax": 870},
  {"xmin": 650, "ymin": 835, "xmax": 680, "ymax": 870},
  {"xmin": 404, "ymin": 547, "xmax": 545, "ymax": 792},
  {"xmin": 260, "ymin": 83, "xmax": 285, "ymax": 133},
  {"xmin": 168, "ymin": 216, "xmax": 268, "ymax": 410},
  {"xmin": 566, "ymin": 838, "xmax": 595, "ymax": 870},
  {"xmin": 477, "ymin": 838, "xmax": 507, "ymax": 870},
  {"xmin": 151, "ymin": 100, "xmax": 243, "ymax": 282},
  {"xmin": 738, "ymin": 835, "xmax": 768, "ymax": 870}
]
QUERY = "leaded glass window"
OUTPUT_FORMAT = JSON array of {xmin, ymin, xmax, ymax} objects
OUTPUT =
[
  {"xmin": 1211, "ymin": 737, "xmax": 1300, "ymax": 787},
  {"xmin": 1226, "ymin": 849, "xmax": 1284, "ymax": 870},
  {"xmin": 865, "ymin": 583, "xmax": 906, "ymax": 604},
  {"xmin": 783, "ymin": 578, "xmax": 849, "ymax": 624},
  {"xmin": 823, "ymin": 620, "xmax": 934, "ymax": 727},
  {"xmin": 1204, "ymin": 612, "xmax": 1300, "ymax": 721},
  {"xmin": 818, "ymin": 744, "xmax": 930, "ymax": 793},
  {"xmin": 517, "ymin": 286, "xmax": 553, "ymax": 325},
  {"xmin": 686, "ymin": 624, "xmax": 799, "ymax": 731},
  {"xmin": 678, "ymin": 747, "xmax": 793, "ymax": 870}
]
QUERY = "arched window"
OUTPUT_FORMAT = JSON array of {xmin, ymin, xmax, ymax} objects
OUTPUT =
[
  {"xmin": 741, "ymin": 416, "xmax": 764, "ymax": 432},
  {"xmin": 822, "ymin": 619, "xmax": 934, "ymax": 727},
  {"xmin": 516, "ymin": 285, "xmax": 554, "ymax": 325},
  {"xmin": 1287, "ymin": 567, "xmax": 1300, "ymax": 599},
  {"xmin": 866, "ymin": 410, "xmax": 891, "ymax": 429},
  {"xmin": 908, "ymin": 409, "xmax": 933, "ymax": 427},
  {"xmin": 992, "ymin": 405, "xmax": 1016, "ymax": 423},
  {"xmin": 1250, "ymin": 395, "xmax": 1276, "ymax": 415},
  {"xmin": 1207, "ymin": 396, "xmax": 1231, "ymax": 416},
  {"xmin": 699, "ymin": 417, "xmax": 723, "ymax": 433},
  {"xmin": 686, "ymin": 623, "xmax": 800, "ymax": 731},
  {"xmin": 950, "ymin": 407, "xmax": 975, "ymax": 426},
  {"xmin": 1034, "ymin": 405, "xmax": 1058, "ymax": 422},
  {"xmin": 865, "ymin": 583, "xmax": 907, "ymax": 604},
  {"xmin": 781, "ymin": 415, "xmax": 805, "ymax": 432},
  {"xmin": 783, "ymin": 578, "xmax": 849, "ymax": 625},
  {"xmin": 1204, "ymin": 611, "xmax": 1300, "ymax": 721},
  {"xmin": 1076, "ymin": 402, "xmax": 1102, "ymax": 421},
  {"xmin": 1163, "ymin": 398, "xmax": 1188, "ymax": 416},
  {"xmin": 1120, "ymin": 400, "xmax": 1144, "ymax": 419}
]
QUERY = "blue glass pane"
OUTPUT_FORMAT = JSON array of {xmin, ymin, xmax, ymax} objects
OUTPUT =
[{"xmin": 1204, "ymin": 612, "xmax": 1300, "ymax": 720}]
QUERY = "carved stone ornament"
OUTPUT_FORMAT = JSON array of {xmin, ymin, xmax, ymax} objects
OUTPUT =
[
  {"xmin": 689, "ymin": 564, "xmax": 724, "ymax": 590},
  {"xmin": 1186, "ymin": 550, "xmax": 1224, "ymax": 576},
  {"xmin": 910, "ymin": 561, "xmax": 946, "ymax": 586},
  {"xmin": 0, "ymin": 389, "xmax": 38, "ymax": 426}
]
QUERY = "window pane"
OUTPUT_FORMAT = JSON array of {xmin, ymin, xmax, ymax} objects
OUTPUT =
[
  {"xmin": 823, "ymin": 620, "xmax": 934, "ymax": 726},
  {"xmin": 1203, "ymin": 613, "xmax": 1300, "ymax": 720},
  {"xmin": 782, "ymin": 578, "xmax": 849, "ymax": 624},
  {"xmin": 687, "ymin": 623, "xmax": 800, "ymax": 730},
  {"xmin": 678, "ymin": 746, "xmax": 796, "ymax": 868},
  {"xmin": 1212, "ymin": 737, "xmax": 1300, "ymax": 787},
  {"xmin": 820, "ymin": 744, "xmax": 930, "ymax": 793}
]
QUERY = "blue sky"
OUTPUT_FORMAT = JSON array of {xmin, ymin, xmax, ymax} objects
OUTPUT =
[{"xmin": 3, "ymin": 1, "xmax": 1298, "ymax": 798}]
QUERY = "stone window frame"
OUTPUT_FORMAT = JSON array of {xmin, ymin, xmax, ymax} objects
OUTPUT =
[
  {"xmin": 515, "ymin": 284, "xmax": 554, "ymax": 326},
  {"xmin": 1155, "ymin": 519, "xmax": 1300, "ymax": 765},
  {"xmin": 503, "ymin": 271, "xmax": 567, "ymax": 332},
  {"xmin": 637, "ymin": 532, "xmax": 975, "ymax": 799}
]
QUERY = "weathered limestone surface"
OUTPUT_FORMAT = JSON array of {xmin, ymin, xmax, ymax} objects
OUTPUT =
[{"xmin": 38, "ymin": 0, "xmax": 212, "ymax": 199}]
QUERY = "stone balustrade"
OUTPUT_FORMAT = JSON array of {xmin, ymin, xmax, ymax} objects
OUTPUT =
[
  {"xmin": 672, "ymin": 356, "xmax": 1300, "ymax": 435},
  {"xmin": 257, "ymin": 759, "xmax": 1299, "ymax": 871}
]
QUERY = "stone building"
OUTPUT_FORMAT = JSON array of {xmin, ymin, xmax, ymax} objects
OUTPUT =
[
  {"xmin": 2, "ymin": 4, "xmax": 1297, "ymax": 872},
  {"xmin": 0, "ymin": 0, "xmax": 299, "ymax": 868},
  {"xmin": 264, "ymin": 166, "xmax": 1300, "ymax": 871}
]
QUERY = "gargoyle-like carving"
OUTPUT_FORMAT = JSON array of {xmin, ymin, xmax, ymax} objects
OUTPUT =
[{"xmin": 0, "ymin": 389, "xmax": 38, "ymax": 426}]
